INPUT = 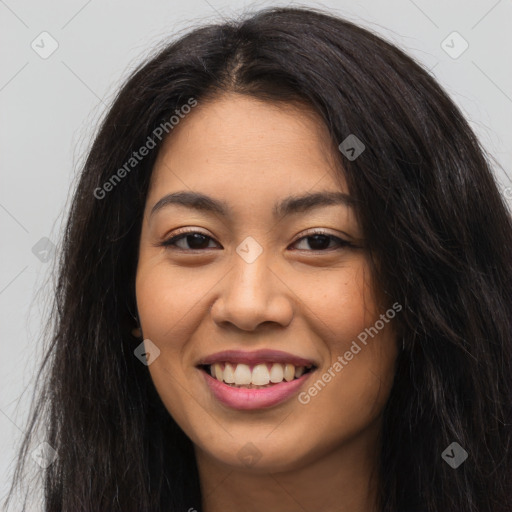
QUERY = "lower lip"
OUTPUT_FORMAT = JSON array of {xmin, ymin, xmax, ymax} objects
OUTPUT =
[{"xmin": 200, "ymin": 368, "xmax": 315, "ymax": 410}]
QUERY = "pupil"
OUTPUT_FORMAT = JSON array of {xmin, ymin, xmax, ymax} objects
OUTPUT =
[
  {"xmin": 188, "ymin": 233, "xmax": 208, "ymax": 249},
  {"xmin": 308, "ymin": 234, "xmax": 330, "ymax": 250}
]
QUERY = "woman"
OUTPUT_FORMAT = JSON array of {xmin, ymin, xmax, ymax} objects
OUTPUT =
[{"xmin": 4, "ymin": 6, "xmax": 512, "ymax": 512}]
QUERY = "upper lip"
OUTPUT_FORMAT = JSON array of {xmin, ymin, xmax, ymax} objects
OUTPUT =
[{"xmin": 197, "ymin": 349, "xmax": 318, "ymax": 368}]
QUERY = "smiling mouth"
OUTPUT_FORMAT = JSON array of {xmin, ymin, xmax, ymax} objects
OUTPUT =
[{"xmin": 198, "ymin": 362, "xmax": 317, "ymax": 389}]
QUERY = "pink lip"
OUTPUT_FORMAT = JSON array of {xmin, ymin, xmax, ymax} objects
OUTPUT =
[
  {"xmin": 200, "ymin": 368, "xmax": 315, "ymax": 410},
  {"xmin": 197, "ymin": 349, "xmax": 317, "ymax": 367}
]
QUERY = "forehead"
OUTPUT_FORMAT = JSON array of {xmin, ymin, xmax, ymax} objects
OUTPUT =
[{"xmin": 148, "ymin": 93, "xmax": 347, "ymax": 195}]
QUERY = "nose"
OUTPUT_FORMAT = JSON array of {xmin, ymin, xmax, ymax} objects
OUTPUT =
[{"xmin": 210, "ymin": 251, "xmax": 294, "ymax": 332}]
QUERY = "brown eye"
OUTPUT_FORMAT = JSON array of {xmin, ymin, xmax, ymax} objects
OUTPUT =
[
  {"xmin": 161, "ymin": 232, "xmax": 220, "ymax": 250},
  {"xmin": 292, "ymin": 233, "xmax": 352, "ymax": 251}
]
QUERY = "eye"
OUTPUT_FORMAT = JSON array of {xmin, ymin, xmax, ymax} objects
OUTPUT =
[
  {"xmin": 290, "ymin": 231, "xmax": 353, "ymax": 251},
  {"xmin": 160, "ymin": 230, "xmax": 220, "ymax": 251}
]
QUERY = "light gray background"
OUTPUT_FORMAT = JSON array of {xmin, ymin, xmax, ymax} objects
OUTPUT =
[{"xmin": 1, "ymin": 0, "xmax": 511, "ymax": 505}]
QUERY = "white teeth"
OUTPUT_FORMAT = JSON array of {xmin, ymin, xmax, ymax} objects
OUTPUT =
[
  {"xmin": 207, "ymin": 362, "xmax": 312, "ymax": 387},
  {"xmin": 269, "ymin": 363, "xmax": 284, "ymax": 383},
  {"xmin": 251, "ymin": 364, "xmax": 270, "ymax": 385},
  {"xmin": 233, "ymin": 363, "xmax": 252, "ymax": 385},
  {"xmin": 213, "ymin": 363, "xmax": 223, "ymax": 381},
  {"xmin": 284, "ymin": 363, "xmax": 295, "ymax": 382},
  {"xmin": 223, "ymin": 363, "xmax": 235, "ymax": 383}
]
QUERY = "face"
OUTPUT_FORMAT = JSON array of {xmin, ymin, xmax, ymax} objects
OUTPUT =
[{"xmin": 135, "ymin": 93, "xmax": 398, "ymax": 474}]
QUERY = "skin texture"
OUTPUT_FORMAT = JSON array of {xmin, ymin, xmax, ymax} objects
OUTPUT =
[{"xmin": 135, "ymin": 93, "xmax": 399, "ymax": 512}]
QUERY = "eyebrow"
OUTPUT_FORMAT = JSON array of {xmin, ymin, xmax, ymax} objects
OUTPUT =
[{"xmin": 150, "ymin": 190, "xmax": 354, "ymax": 219}]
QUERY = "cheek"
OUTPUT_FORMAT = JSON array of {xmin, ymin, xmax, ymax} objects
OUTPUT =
[
  {"xmin": 302, "ymin": 332, "xmax": 396, "ymax": 446},
  {"xmin": 293, "ymin": 262, "xmax": 397, "ymax": 426},
  {"xmin": 134, "ymin": 261, "xmax": 210, "ymax": 425},
  {"xmin": 294, "ymin": 260, "xmax": 378, "ymax": 346},
  {"xmin": 135, "ymin": 261, "xmax": 215, "ymax": 344}
]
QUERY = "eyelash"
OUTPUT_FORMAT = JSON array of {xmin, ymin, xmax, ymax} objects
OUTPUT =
[{"xmin": 159, "ymin": 229, "xmax": 354, "ymax": 252}]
